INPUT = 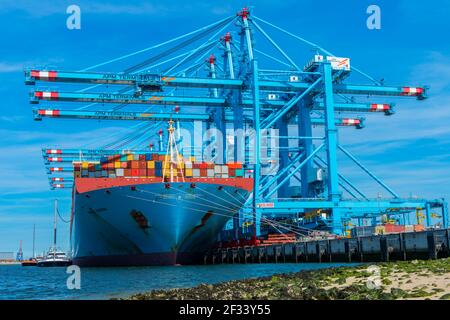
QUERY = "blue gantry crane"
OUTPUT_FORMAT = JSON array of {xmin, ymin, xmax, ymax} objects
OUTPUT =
[{"xmin": 25, "ymin": 7, "xmax": 448, "ymax": 236}]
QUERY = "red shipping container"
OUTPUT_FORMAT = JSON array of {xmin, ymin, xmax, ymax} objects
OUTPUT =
[
  {"xmin": 139, "ymin": 161, "xmax": 146, "ymax": 169},
  {"xmin": 101, "ymin": 163, "xmax": 108, "ymax": 170},
  {"xmin": 200, "ymin": 168, "xmax": 207, "ymax": 176},
  {"xmin": 131, "ymin": 161, "xmax": 139, "ymax": 169},
  {"xmin": 124, "ymin": 169, "xmax": 131, "ymax": 176},
  {"xmin": 147, "ymin": 168, "xmax": 155, "ymax": 176},
  {"xmin": 229, "ymin": 168, "xmax": 236, "ymax": 176},
  {"xmin": 139, "ymin": 154, "xmax": 146, "ymax": 161},
  {"xmin": 199, "ymin": 163, "xmax": 208, "ymax": 169},
  {"xmin": 139, "ymin": 169, "xmax": 146, "ymax": 176},
  {"xmin": 131, "ymin": 169, "xmax": 140, "ymax": 176},
  {"xmin": 88, "ymin": 164, "xmax": 95, "ymax": 172},
  {"xmin": 207, "ymin": 163, "xmax": 214, "ymax": 169},
  {"xmin": 193, "ymin": 163, "xmax": 200, "ymax": 169},
  {"xmin": 228, "ymin": 162, "xmax": 243, "ymax": 169},
  {"xmin": 384, "ymin": 224, "xmax": 405, "ymax": 233}
]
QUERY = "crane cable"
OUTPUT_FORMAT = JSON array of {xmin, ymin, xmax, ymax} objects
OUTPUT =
[{"xmin": 124, "ymin": 17, "xmax": 233, "ymax": 74}]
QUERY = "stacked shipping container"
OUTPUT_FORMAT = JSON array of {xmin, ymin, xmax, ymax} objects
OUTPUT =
[
  {"xmin": 73, "ymin": 153, "xmax": 245, "ymax": 179},
  {"xmin": 350, "ymin": 223, "xmax": 427, "ymax": 237}
]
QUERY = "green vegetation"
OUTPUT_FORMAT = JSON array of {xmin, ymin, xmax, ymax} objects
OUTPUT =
[{"xmin": 125, "ymin": 258, "xmax": 450, "ymax": 300}]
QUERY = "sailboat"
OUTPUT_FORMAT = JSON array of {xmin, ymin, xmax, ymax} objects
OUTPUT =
[{"xmin": 37, "ymin": 200, "xmax": 71, "ymax": 267}]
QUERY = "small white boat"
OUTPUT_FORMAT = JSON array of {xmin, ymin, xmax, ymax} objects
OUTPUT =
[
  {"xmin": 37, "ymin": 248, "xmax": 71, "ymax": 267},
  {"xmin": 37, "ymin": 199, "xmax": 71, "ymax": 267}
]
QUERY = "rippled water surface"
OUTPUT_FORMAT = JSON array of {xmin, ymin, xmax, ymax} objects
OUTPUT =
[{"xmin": 0, "ymin": 263, "xmax": 356, "ymax": 300}]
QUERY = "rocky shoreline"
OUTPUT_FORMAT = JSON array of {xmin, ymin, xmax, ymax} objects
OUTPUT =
[{"xmin": 125, "ymin": 258, "xmax": 450, "ymax": 300}]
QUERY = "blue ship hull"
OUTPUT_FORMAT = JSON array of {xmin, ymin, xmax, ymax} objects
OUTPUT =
[{"xmin": 72, "ymin": 179, "xmax": 251, "ymax": 266}]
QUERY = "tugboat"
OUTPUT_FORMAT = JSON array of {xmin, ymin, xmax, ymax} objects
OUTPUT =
[
  {"xmin": 21, "ymin": 258, "xmax": 38, "ymax": 266},
  {"xmin": 37, "ymin": 200, "xmax": 71, "ymax": 267}
]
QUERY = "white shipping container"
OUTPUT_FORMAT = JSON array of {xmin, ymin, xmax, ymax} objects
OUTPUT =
[
  {"xmin": 116, "ymin": 168, "xmax": 124, "ymax": 177},
  {"xmin": 185, "ymin": 161, "xmax": 193, "ymax": 169},
  {"xmin": 221, "ymin": 174, "xmax": 229, "ymax": 178},
  {"xmin": 207, "ymin": 169, "xmax": 214, "ymax": 177},
  {"xmin": 193, "ymin": 168, "xmax": 200, "ymax": 177},
  {"xmin": 214, "ymin": 165, "xmax": 222, "ymax": 174},
  {"xmin": 221, "ymin": 165, "xmax": 229, "ymax": 174}
]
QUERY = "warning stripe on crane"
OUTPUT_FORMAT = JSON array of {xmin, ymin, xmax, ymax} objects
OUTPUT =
[
  {"xmin": 148, "ymin": 96, "xmax": 163, "ymax": 101},
  {"xmin": 342, "ymin": 118, "xmax": 361, "ymax": 126},
  {"xmin": 31, "ymin": 70, "xmax": 57, "ymax": 80},
  {"xmin": 46, "ymin": 149, "xmax": 62, "ymax": 154},
  {"xmin": 38, "ymin": 109, "xmax": 60, "ymax": 117},
  {"xmin": 370, "ymin": 104, "xmax": 390, "ymax": 111},
  {"xmin": 52, "ymin": 177, "xmax": 64, "ymax": 182},
  {"xmin": 401, "ymin": 87, "xmax": 424, "ymax": 96},
  {"xmin": 53, "ymin": 184, "xmax": 64, "ymax": 188},
  {"xmin": 34, "ymin": 91, "xmax": 59, "ymax": 99},
  {"xmin": 50, "ymin": 167, "xmax": 63, "ymax": 172},
  {"xmin": 161, "ymin": 77, "xmax": 175, "ymax": 83},
  {"xmin": 48, "ymin": 157, "xmax": 63, "ymax": 162}
]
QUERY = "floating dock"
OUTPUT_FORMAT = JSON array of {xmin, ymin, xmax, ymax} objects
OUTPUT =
[{"xmin": 204, "ymin": 229, "xmax": 450, "ymax": 264}]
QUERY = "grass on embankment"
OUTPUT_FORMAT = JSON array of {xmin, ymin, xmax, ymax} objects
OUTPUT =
[{"xmin": 126, "ymin": 258, "xmax": 450, "ymax": 300}]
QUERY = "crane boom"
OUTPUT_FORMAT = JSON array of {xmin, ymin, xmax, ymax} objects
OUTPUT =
[{"xmin": 26, "ymin": 69, "xmax": 427, "ymax": 99}]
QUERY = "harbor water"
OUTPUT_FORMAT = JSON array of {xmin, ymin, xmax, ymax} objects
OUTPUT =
[{"xmin": 0, "ymin": 263, "xmax": 356, "ymax": 300}]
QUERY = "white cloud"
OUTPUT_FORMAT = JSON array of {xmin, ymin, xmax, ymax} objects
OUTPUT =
[
  {"xmin": 0, "ymin": 115, "xmax": 25, "ymax": 122},
  {"xmin": 408, "ymin": 52, "xmax": 450, "ymax": 93},
  {"xmin": 0, "ymin": 58, "xmax": 65, "ymax": 73},
  {"xmin": 0, "ymin": 62, "xmax": 24, "ymax": 73}
]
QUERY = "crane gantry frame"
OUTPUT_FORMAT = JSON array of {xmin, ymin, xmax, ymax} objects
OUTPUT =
[{"xmin": 25, "ymin": 7, "xmax": 448, "ymax": 235}]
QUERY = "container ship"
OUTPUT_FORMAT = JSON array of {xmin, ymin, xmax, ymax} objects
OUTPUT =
[{"xmin": 71, "ymin": 121, "xmax": 253, "ymax": 266}]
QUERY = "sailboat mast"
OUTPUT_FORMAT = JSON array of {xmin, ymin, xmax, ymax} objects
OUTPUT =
[
  {"xmin": 53, "ymin": 199, "xmax": 57, "ymax": 254},
  {"xmin": 32, "ymin": 224, "xmax": 35, "ymax": 259}
]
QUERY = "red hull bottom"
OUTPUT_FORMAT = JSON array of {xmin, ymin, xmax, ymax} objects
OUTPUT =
[{"xmin": 72, "ymin": 252, "xmax": 204, "ymax": 267}]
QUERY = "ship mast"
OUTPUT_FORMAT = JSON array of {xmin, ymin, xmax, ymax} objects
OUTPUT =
[
  {"xmin": 162, "ymin": 118, "xmax": 185, "ymax": 183},
  {"xmin": 53, "ymin": 199, "xmax": 57, "ymax": 258},
  {"xmin": 32, "ymin": 224, "xmax": 35, "ymax": 259}
]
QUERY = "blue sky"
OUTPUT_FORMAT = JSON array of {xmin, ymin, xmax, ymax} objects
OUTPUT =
[{"xmin": 0, "ymin": 0, "xmax": 449, "ymax": 257}]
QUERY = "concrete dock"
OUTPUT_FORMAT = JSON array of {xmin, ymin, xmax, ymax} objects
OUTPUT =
[{"xmin": 204, "ymin": 228, "xmax": 450, "ymax": 264}]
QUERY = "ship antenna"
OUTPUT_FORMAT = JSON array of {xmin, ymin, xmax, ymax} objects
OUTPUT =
[{"xmin": 162, "ymin": 117, "xmax": 185, "ymax": 183}]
